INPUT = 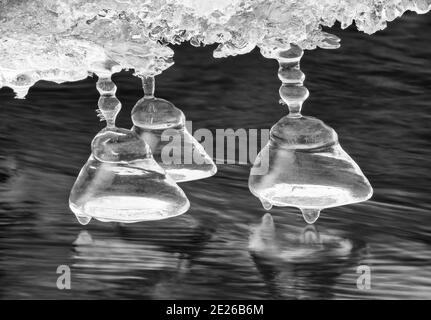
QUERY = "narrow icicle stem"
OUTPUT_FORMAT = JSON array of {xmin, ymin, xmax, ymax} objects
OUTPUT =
[
  {"xmin": 142, "ymin": 76, "xmax": 155, "ymax": 98},
  {"xmin": 95, "ymin": 76, "xmax": 121, "ymax": 129},
  {"xmin": 277, "ymin": 45, "xmax": 309, "ymax": 118}
]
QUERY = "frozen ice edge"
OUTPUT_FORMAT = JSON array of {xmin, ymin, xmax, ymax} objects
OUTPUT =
[{"xmin": 0, "ymin": 0, "xmax": 430, "ymax": 98}]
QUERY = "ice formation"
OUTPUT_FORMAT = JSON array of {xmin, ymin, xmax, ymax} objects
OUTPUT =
[
  {"xmin": 248, "ymin": 44, "xmax": 372, "ymax": 224},
  {"xmin": 131, "ymin": 76, "xmax": 217, "ymax": 182},
  {"xmin": 1, "ymin": 0, "xmax": 430, "ymax": 97},
  {"xmin": 249, "ymin": 213, "xmax": 354, "ymax": 260},
  {"xmin": 69, "ymin": 76, "xmax": 190, "ymax": 224}
]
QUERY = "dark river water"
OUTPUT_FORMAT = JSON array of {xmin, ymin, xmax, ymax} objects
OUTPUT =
[{"xmin": 1, "ymin": 13, "xmax": 430, "ymax": 299}]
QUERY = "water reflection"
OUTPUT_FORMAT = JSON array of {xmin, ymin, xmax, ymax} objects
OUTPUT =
[
  {"xmin": 249, "ymin": 213, "xmax": 367, "ymax": 299},
  {"xmin": 0, "ymin": 155, "xmax": 22, "ymax": 198},
  {"xmin": 0, "ymin": 137, "xmax": 29, "ymax": 216}
]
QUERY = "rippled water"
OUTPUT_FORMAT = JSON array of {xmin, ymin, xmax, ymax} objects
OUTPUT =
[{"xmin": 1, "ymin": 13, "xmax": 430, "ymax": 299}]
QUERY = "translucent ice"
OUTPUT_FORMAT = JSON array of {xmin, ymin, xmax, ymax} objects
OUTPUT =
[
  {"xmin": 1, "ymin": 0, "xmax": 430, "ymax": 96},
  {"xmin": 69, "ymin": 76, "xmax": 190, "ymax": 224},
  {"xmin": 69, "ymin": 158, "xmax": 190, "ymax": 223}
]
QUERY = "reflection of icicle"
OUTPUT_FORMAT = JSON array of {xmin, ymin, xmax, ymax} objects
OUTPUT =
[
  {"xmin": 300, "ymin": 225, "xmax": 322, "ymax": 246},
  {"xmin": 249, "ymin": 213, "xmax": 354, "ymax": 262},
  {"xmin": 131, "ymin": 76, "xmax": 217, "ymax": 182},
  {"xmin": 69, "ymin": 71, "xmax": 190, "ymax": 224},
  {"xmin": 72, "ymin": 230, "xmax": 190, "ymax": 277},
  {"xmin": 71, "ymin": 229, "xmax": 200, "ymax": 298},
  {"xmin": 142, "ymin": 76, "xmax": 155, "ymax": 98},
  {"xmin": 2, "ymin": 1, "xmax": 428, "ymax": 90}
]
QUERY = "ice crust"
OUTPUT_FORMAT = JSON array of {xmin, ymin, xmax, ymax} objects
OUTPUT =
[{"xmin": 0, "ymin": 0, "xmax": 430, "ymax": 96}]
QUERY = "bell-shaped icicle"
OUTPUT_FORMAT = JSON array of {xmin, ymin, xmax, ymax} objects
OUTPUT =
[
  {"xmin": 249, "ymin": 45, "xmax": 372, "ymax": 224},
  {"xmin": 69, "ymin": 76, "xmax": 190, "ymax": 224},
  {"xmin": 131, "ymin": 76, "xmax": 217, "ymax": 183}
]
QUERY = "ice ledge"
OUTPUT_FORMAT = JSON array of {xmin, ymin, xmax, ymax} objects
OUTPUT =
[{"xmin": 0, "ymin": 0, "xmax": 430, "ymax": 98}]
